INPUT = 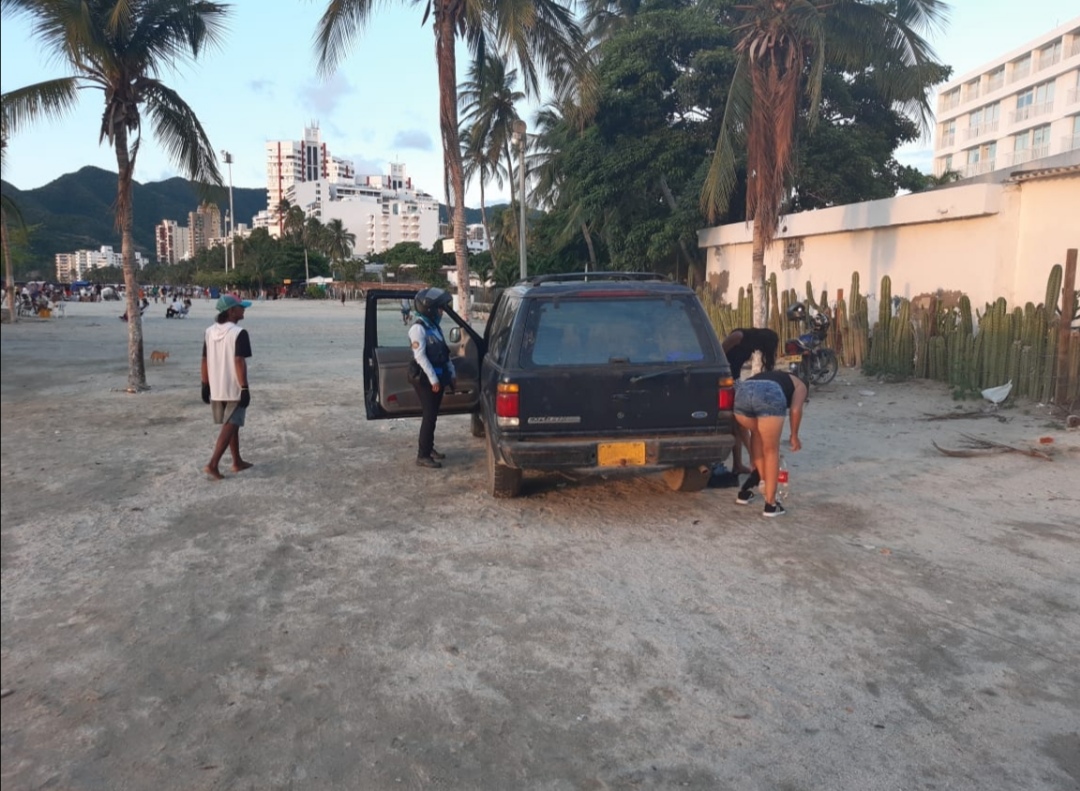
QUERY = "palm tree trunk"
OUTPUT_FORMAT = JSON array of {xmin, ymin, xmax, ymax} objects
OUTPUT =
[
  {"xmin": 435, "ymin": 8, "xmax": 471, "ymax": 317},
  {"xmin": 581, "ymin": 222, "xmax": 596, "ymax": 272},
  {"xmin": 752, "ymin": 213, "xmax": 767, "ymax": 328},
  {"xmin": 113, "ymin": 126, "xmax": 147, "ymax": 391},
  {"xmin": 1, "ymin": 207, "xmax": 16, "ymax": 324},
  {"xmin": 480, "ymin": 180, "xmax": 496, "ymax": 260}
]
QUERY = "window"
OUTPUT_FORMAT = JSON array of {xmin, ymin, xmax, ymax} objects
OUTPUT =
[
  {"xmin": 941, "ymin": 119, "xmax": 956, "ymax": 146},
  {"xmin": 987, "ymin": 66, "xmax": 1005, "ymax": 92},
  {"xmin": 1012, "ymin": 54, "xmax": 1032, "ymax": 81},
  {"xmin": 966, "ymin": 148, "xmax": 981, "ymax": 166},
  {"xmin": 1032, "ymin": 124, "xmax": 1052, "ymax": 157},
  {"xmin": 1013, "ymin": 130, "xmax": 1030, "ymax": 152},
  {"xmin": 523, "ymin": 298, "xmax": 707, "ymax": 367},
  {"xmin": 943, "ymin": 154, "xmax": 953, "ymax": 171},
  {"xmin": 1038, "ymin": 39, "xmax": 1062, "ymax": 70}
]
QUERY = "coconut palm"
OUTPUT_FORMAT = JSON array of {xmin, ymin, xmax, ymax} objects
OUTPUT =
[
  {"xmin": 3, "ymin": 0, "xmax": 227, "ymax": 390},
  {"xmin": 324, "ymin": 218, "xmax": 356, "ymax": 273},
  {"xmin": 701, "ymin": 0, "xmax": 946, "ymax": 327},
  {"xmin": 461, "ymin": 123, "xmax": 506, "ymax": 261},
  {"xmin": 314, "ymin": 0, "xmax": 589, "ymax": 316},
  {"xmin": 459, "ymin": 53, "xmax": 526, "ymax": 257}
]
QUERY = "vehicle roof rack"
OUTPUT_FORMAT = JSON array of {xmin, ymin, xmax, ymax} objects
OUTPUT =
[{"xmin": 520, "ymin": 272, "xmax": 671, "ymax": 286}]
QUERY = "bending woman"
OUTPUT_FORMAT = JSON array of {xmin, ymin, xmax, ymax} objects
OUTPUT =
[{"xmin": 733, "ymin": 370, "xmax": 807, "ymax": 517}]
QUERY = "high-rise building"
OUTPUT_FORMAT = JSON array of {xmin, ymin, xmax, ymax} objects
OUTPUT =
[
  {"xmin": 265, "ymin": 124, "xmax": 355, "ymax": 237},
  {"xmin": 933, "ymin": 18, "xmax": 1080, "ymax": 178},
  {"xmin": 187, "ymin": 202, "xmax": 222, "ymax": 255},
  {"xmin": 155, "ymin": 219, "xmax": 192, "ymax": 265},
  {"xmin": 55, "ymin": 246, "xmax": 147, "ymax": 281}
]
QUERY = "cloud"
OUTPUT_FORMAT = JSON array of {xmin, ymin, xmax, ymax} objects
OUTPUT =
[
  {"xmin": 248, "ymin": 79, "xmax": 274, "ymax": 96},
  {"xmin": 391, "ymin": 129, "xmax": 434, "ymax": 151},
  {"xmin": 346, "ymin": 154, "xmax": 386, "ymax": 178},
  {"xmin": 300, "ymin": 73, "xmax": 354, "ymax": 116}
]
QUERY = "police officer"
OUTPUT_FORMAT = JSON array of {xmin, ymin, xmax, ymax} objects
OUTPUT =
[{"xmin": 409, "ymin": 287, "xmax": 457, "ymax": 468}]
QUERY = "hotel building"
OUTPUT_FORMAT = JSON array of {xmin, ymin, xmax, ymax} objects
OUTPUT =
[{"xmin": 933, "ymin": 18, "xmax": 1080, "ymax": 178}]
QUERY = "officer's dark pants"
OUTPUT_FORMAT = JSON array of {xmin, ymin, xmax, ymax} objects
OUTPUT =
[{"xmin": 413, "ymin": 379, "xmax": 445, "ymax": 459}]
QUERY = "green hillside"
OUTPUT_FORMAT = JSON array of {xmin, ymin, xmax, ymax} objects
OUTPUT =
[{"xmin": 2, "ymin": 166, "xmax": 504, "ymax": 268}]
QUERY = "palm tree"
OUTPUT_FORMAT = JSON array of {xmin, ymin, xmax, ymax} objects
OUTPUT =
[
  {"xmin": 701, "ymin": 0, "xmax": 946, "ymax": 327},
  {"xmin": 4, "ymin": 0, "xmax": 227, "ymax": 390},
  {"xmin": 324, "ymin": 218, "xmax": 356, "ymax": 275},
  {"xmin": 315, "ymin": 0, "xmax": 589, "ymax": 317},
  {"xmin": 460, "ymin": 124, "xmax": 505, "ymax": 261},
  {"xmin": 2, "ymin": 81, "xmax": 78, "ymax": 322},
  {"xmin": 459, "ymin": 53, "xmax": 526, "ymax": 257}
]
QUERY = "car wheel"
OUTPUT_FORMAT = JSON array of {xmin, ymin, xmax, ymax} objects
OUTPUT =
[
  {"xmin": 486, "ymin": 436, "xmax": 522, "ymax": 498},
  {"xmin": 471, "ymin": 411, "xmax": 485, "ymax": 438},
  {"xmin": 663, "ymin": 465, "xmax": 711, "ymax": 492}
]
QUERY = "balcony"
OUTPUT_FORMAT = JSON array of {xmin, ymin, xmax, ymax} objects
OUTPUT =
[
  {"xmin": 964, "ymin": 120, "xmax": 999, "ymax": 140},
  {"xmin": 1063, "ymin": 135, "xmax": 1080, "ymax": 153},
  {"xmin": 987, "ymin": 73, "xmax": 1005, "ymax": 93},
  {"xmin": 1004, "ymin": 149, "xmax": 1033, "ymax": 167},
  {"xmin": 1010, "ymin": 62, "xmax": 1031, "ymax": 82},
  {"xmin": 961, "ymin": 159, "xmax": 996, "ymax": 178},
  {"xmin": 1036, "ymin": 52, "xmax": 1061, "ymax": 71},
  {"xmin": 939, "ymin": 92, "xmax": 961, "ymax": 112},
  {"xmin": 1010, "ymin": 101, "xmax": 1054, "ymax": 124},
  {"xmin": 1070, "ymin": 38, "xmax": 1080, "ymax": 58}
]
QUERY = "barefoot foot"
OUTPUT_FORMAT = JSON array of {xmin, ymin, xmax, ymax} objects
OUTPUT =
[
  {"xmin": 204, "ymin": 465, "xmax": 225, "ymax": 480},
  {"xmin": 232, "ymin": 460, "xmax": 254, "ymax": 472}
]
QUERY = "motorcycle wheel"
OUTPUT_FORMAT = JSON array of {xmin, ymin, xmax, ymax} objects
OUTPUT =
[{"xmin": 811, "ymin": 349, "xmax": 838, "ymax": 385}]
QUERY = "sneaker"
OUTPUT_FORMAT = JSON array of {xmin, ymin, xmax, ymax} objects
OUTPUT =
[
  {"xmin": 416, "ymin": 456, "xmax": 442, "ymax": 469},
  {"xmin": 430, "ymin": 448, "xmax": 446, "ymax": 460},
  {"xmin": 735, "ymin": 490, "xmax": 755, "ymax": 505},
  {"xmin": 763, "ymin": 501, "xmax": 786, "ymax": 517}
]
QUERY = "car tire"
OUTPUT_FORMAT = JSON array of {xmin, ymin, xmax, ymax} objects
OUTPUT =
[
  {"xmin": 663, "ymin": 465, "xmax": 711, "ymax": 492},
  {"xmin": 471, "ymin": 411, "xmax": 486, "ymax": 438},
  {"xmin": 486, "ymin": 436, "xmax": 522, "ymax": 498}
]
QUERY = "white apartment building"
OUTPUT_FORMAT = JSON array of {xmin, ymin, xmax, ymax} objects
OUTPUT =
[
  {"xmin": 286, "ymin": 172, "xmax": 440, "ymax": 257},
  {"xmin": 934, "ymin": 17, "xmax": 1080, "ymax": 178},
  {"xmin": 55, "ymin": 245, "xmax": 147, "ymax": 282},
  {"xmin": 265, "ymin": 124, "xmax": 355, "ymax": 236},
  {"xmin": 155, "ymin": 219, "xmax": 192, "ymax": 265}
]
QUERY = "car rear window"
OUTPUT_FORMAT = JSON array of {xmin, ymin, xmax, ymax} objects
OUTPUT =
[{"xmin": 522, "ymin": 296, "xmax": 710, "ymax": 367}]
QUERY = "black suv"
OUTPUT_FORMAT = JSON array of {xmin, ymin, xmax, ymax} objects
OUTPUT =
[{"xmin": 363, "ymin": 273, "xmax": 736, "ymax": 497}]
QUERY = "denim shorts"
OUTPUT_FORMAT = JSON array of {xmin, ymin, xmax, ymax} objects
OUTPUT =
[{"xmin": 734, "ymin": 380, "xmax": 788, "ymax": 418}]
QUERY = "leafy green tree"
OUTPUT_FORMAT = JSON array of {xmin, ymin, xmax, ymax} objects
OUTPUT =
[
  {"xmin": 701, "ymin": 0, "xmax": 946, "ymax": 326},
  {"xmin": 314, "ymin": 0, "xmax": 590, "ymax": 318},
  {"xmin": 4, "ymin": 0, "xmax": 227, "ymax": 390}
]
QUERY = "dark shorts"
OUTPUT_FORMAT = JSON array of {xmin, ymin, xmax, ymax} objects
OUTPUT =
[
  {"xmin": 212, "ymin": 401, "xmax": 247, "ymax": 427},
  {"xmin": 734, "ymin": 380, "xmax": 787, "ymax": 418}
]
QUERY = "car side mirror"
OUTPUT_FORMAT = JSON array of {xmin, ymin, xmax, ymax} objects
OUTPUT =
[{"xmin": 448, "ymin": 327, "xmax": 462, "ymax": 344}]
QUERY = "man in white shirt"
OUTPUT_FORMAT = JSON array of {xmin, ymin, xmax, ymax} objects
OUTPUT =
[{"xmin": 200, "ymin": 293, "xmax": 253, "ymax": 479}]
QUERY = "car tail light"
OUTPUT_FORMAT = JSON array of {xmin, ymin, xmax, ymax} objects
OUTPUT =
[
  {"xmin": 496, "ymin": 382, "xmax": 520, "ymax": 427},
  {"xmin": 718, "ymin": 376, "xmax": 735, "ymax": 411}
]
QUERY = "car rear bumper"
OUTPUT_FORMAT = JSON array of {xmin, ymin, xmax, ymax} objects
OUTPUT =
[{"xmin": 496, "ymin": 434, "xmax": 734, "ymax": 471}]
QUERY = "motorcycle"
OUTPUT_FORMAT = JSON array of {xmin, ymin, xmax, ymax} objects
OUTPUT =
[{"xmin": 782, "ymin": 302, "xmax": 838, "ymax": 386}]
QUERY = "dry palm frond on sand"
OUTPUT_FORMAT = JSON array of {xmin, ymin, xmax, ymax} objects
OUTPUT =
[
  {"xmin": 923, "ymin": 410, "xmax": 1007, "ymax": 422},
  {"xmin": 932, "ymin": 434, "xmax": 1053, "ymax": 461}
]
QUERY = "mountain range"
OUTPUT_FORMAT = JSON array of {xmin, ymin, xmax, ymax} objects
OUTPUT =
[{"xmin": 1, "ymin": 166, "xmax": 498, "ymax": 265}]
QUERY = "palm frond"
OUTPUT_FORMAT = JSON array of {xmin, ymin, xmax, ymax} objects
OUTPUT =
[
  {"xmin": 701, "ymin": 56, "xmax": 750, "ymax": 223},
  {"xmin": 142, "ymin": 79, "xmax": 222, "ymax": 186},
  {"xmin": 313, "ymin": 0, "xmax": 374, "ymax": 78}
]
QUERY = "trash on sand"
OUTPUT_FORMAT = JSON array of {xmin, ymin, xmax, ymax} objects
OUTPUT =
[{"xmin": 860, "ymin": 390, "xmax": 876, "ymax": 397}]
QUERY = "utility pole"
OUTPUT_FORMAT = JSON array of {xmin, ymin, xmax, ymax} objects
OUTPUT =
[{"xmin": 220, "ymin": 150, "xmax": 235, "ymax": 271}]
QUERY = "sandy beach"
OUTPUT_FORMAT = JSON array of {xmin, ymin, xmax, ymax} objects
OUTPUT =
[{"xmin": 2, "ymin": 297, "xmax": 1078, "ymax": 790}]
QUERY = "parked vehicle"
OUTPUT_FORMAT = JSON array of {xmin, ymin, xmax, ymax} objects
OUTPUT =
[
  {"xmin": 363, "ymin": 273, "xmax": 737, "ymax": 498},
  {"xmin": 781, "ymin": 302, "xmax": 838, "ymax": 386}
]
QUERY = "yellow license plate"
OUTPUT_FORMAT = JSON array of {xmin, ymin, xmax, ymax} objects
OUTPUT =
[
  {"xmin": 597, "ymin": 441, "xmax": 646, "ymax": 466},
  {"xmin": 779, "ymin": 354, "xmax": 803, "ymax": 364}
]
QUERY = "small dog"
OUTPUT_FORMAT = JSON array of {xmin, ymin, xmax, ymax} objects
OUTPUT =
[{"xmin": 149, "ymin": 350, "xmax": 169, "ymax": 364}]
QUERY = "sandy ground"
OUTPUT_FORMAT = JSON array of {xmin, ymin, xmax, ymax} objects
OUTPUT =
[{"xmin": 2, "ymin": 297, "xmax": 1078, "ymax": 791}]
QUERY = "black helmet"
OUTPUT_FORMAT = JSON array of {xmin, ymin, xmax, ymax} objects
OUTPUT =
[
  {"xmin": 413, "ymin": 287, "xmax": 452, "ymax": 319},
  {"xmin": 786, "ymin": 301, "xmax": 807, "ymax": 322}
]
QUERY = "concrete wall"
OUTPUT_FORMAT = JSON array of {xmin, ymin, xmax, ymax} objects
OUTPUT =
[{"xmin": 698, "ymin": 168, "xmax": 1080, "ymax": 319}]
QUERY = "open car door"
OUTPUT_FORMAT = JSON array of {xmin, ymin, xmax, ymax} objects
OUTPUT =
[{"xmin": 363, "ymin": 289, "xmax": 484, "ymax": 419}]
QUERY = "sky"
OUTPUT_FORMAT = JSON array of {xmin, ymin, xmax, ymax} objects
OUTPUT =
[{"xmin": 1, "ymin": 1, "xmax": 1078, "ymax": 212}]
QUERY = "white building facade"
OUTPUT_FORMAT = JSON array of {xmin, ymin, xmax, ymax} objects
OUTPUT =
[
  {"xmin": 285, "ymin": 169, "xmax": 440, "ymax": 257},
  {"xmin": 934, "ymin": 17, "xmax": 1080, "ymax": 178},
  {"xmin": 265, "ymin": 124, "xmax": 356, "ymax": 237},
  {"xmin": 55, "ymin": 245, "xmax": 148, "ymax": 281}
]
